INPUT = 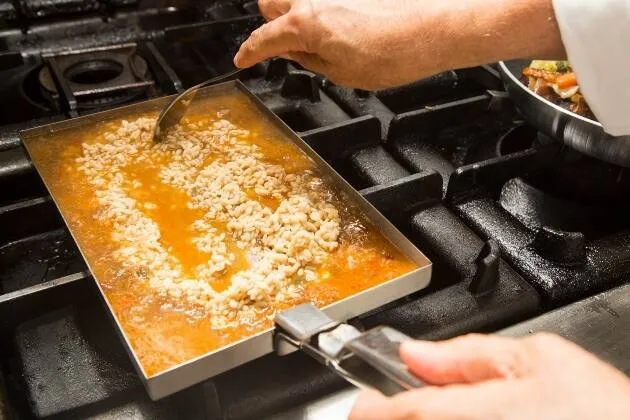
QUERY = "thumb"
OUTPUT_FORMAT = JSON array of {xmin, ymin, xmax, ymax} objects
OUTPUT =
[{"xmin": 400, "ymin": 334, "xmax": 533, "ymax": 385}]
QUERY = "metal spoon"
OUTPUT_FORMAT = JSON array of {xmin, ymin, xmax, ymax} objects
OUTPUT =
[{"xmin": 153, "ymin": 68, "xmax": 242, "ymax": 143}]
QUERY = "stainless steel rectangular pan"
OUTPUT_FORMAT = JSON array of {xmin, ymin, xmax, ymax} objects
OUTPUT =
[{"xmin": 20, "ymin": 81, "xmax": 432, "ymax": 400}]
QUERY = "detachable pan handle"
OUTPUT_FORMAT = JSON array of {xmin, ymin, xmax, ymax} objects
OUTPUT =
[{"xmin": 273, "ymin": 303, "xmax": 424, "ymax": 396}]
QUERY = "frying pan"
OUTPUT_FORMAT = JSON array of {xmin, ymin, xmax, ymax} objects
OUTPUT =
[
  {"xmin": 498, "ymin": 60, "xmax": 630, "ymax": 167},
  {"xmin": 21, "ymin": 80, "xmax": 432, "ymax": 400}
]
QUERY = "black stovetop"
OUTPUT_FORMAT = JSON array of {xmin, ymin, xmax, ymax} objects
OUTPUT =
[{"xmin": 1, "ymin": 1, "xmax": 630, "ymax": 419}]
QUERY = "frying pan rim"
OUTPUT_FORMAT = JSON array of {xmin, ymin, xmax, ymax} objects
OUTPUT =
[{"xmin": 497, "ymin": 60, "xmax": 602, "ymax": 129}]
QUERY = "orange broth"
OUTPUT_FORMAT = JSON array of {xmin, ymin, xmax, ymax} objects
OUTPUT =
[{"xmin": 25, "ymin": 91, "xmax": 420, "ymax": 377}]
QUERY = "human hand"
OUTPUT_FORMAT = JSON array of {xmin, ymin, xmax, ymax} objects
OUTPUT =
[
  {"xmin": 349, "ymin": 333, "xmax": 630, "ymax": 419},
  {"xmin": 234, "ymin": 0, "xmax": 565, "ymax": 90},
  {"xmin": 234, "ymin": 0, "xmax": 456, "ymax": 89}
]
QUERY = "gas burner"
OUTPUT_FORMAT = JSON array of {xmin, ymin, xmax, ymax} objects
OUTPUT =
[
  {"xmin": 495, "ymin": 124, "xmax": 537, "ymax": 157},
  {"xmin": 2, "ymin": 3, "xmax": 630, "ymax": 413},
  {"xmin": 526, "ymin": 135, "xmax": 630, "ymax": 204},
  {"xmin": 37, "ymin": 45, "xmax": 155, "ymax": 112},
  {"xmin": 499, "ymin": 131, "xmax": 630, "ymax": 238}
]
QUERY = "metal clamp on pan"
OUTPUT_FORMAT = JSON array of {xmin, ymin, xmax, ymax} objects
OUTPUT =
[{"xmin": 274, "ymin": 303, "xmax": 424, "ymax": 396}]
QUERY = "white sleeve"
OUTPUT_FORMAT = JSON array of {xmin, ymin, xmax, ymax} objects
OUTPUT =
[{"xmin": 552, "ymin": 0, "xmax": 630, "ymax": 136}]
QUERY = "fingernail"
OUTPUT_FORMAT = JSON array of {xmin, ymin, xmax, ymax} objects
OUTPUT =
[{"xmin": 233, "ymin": 52, "xmax": 242, "ymax": 67}]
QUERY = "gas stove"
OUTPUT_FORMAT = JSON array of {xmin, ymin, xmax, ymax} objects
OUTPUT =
[{"xmin": 1, "ymin": 1, "xmax": 630, "ymax": 419}]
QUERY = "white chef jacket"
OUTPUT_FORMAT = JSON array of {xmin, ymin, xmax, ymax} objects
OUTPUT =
[{"xmin": 552, "ymin": 0, "xmax": 630, "ymax": 136}]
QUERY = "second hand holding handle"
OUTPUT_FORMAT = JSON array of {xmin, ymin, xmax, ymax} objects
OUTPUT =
[{"xmin": 274, "ymin": 303, "xmax": 424, "ymax": 396}]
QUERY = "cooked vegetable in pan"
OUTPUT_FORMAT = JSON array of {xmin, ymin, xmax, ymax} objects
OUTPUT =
[{"xmin": 522, "ymin": 60, "xmax": 594, "ymax": 119}]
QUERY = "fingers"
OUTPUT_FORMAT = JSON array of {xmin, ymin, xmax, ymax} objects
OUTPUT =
[
  {"xmin": 350, "ymin": 381, "xmax": 528, "ymax": 420},
  {"xmin": 400, "ymin": 334, "xmax": 533, "ymax": 385},
  {"xmin": 234, "ymin": 14, "xmax": 304, "ymax": 68},
  {"xmin": 348, "ymin": 390, "xmax": 390, "ymax": 420},
  {"xmin": 350, "ymin": 334, "xmax": 630, "ymax": 420},
  {"xmin": 258, "ymin": 0, "xmax": 293, "ymax": 21}
]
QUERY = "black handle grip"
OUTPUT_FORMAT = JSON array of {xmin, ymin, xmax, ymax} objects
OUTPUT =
[{"xmin": 345, "ymin": 326, "xmax": 424, "ymax": 392}]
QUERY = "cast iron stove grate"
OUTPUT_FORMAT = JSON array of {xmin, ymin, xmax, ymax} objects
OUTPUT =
[
  {"xmin": 0, "ymin": 61, "xmax": 541, "ymax": 419},
  {"xmin": 0, "ymin": 2, "xmax": 627, "ymax": 419}
]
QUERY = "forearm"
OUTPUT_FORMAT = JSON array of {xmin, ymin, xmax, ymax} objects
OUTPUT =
[
  {"xmin": 407, "ymin": 0, "xmax": 566, "ymax": 74},
  {"xmin": 235, "ymin": 0, "xmax": 568, "ymax": 90}
]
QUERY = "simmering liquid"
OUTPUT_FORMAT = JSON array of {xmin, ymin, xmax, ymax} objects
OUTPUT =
[{"xmin": 25, "ymin": 90, "xmax": 422, "ymax": 377}]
